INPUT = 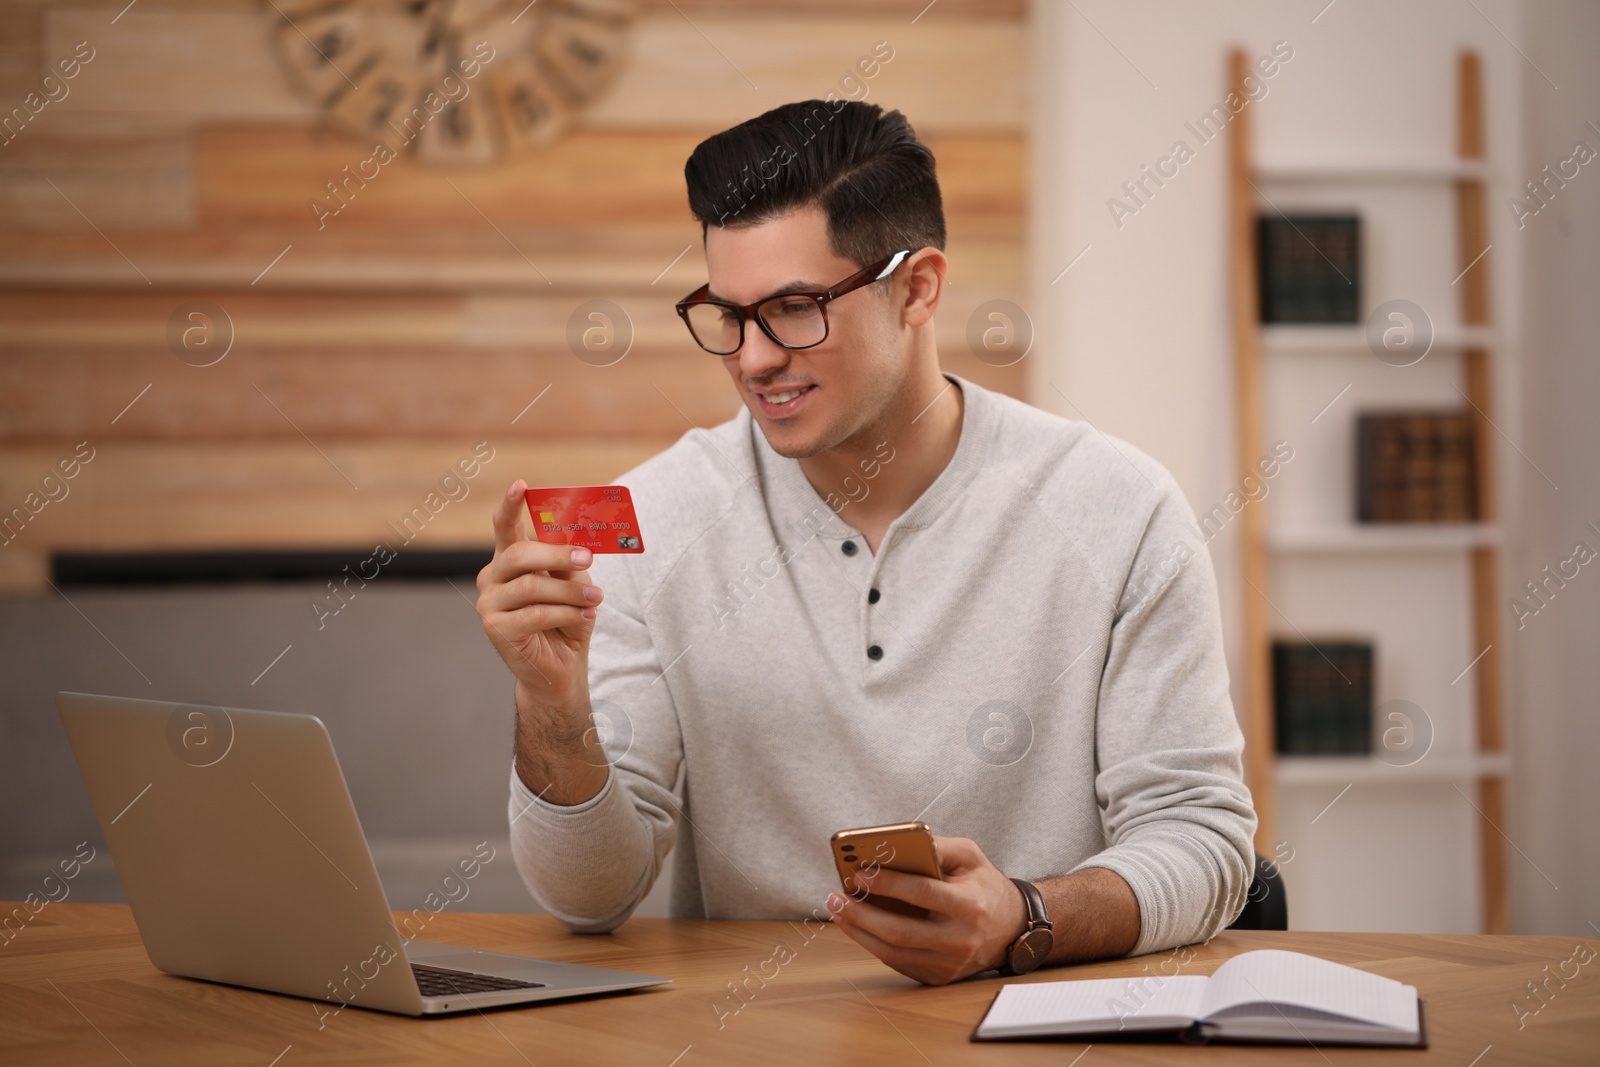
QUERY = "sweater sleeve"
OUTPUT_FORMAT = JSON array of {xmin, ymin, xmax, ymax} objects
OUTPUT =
[
  {"xmin": 506, "ymin": 551, "xmax": 686, "ymax": 932},
  {"xmin": 1068, "ymin": 487, "xmax": 1259, "ymax": 957}
]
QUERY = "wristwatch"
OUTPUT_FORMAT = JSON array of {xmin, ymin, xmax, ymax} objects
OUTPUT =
[{"xmin": 997, "ymin": 878, "xmax": 1054, "ymax": 976}]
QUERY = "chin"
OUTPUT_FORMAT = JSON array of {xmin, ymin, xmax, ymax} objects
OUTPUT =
[
  {"xmin": 750, "ymin": 407, "xmax": 833, "ymax": 459},
  {"xmin": 767, "ymin": 440, "xmax": 830, "ymax": 460},
  {"xmin": 759, "ymin": 425, "xmax": 832, "ymax": 460}
]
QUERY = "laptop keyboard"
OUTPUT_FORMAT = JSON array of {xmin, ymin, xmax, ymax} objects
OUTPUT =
[{"xmin": 411, "ymin": 963, "xmax": 546, "ymax": 997}]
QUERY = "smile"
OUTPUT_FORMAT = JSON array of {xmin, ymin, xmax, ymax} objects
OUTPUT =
[{"xmin": 754, "ymin": 384, "xmax": 816, "ymax": 417}]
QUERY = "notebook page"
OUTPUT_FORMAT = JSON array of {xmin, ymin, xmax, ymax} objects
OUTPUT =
[
  {"xmin": 978, "ymin": 976, "xmax": 1208, "ymax": 1037},
  {"xmin": 1199, "ymin": 950, "xmax": 1418, "ymax": 1033}
]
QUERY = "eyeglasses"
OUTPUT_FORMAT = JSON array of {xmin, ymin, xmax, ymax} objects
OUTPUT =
[{"xmin": 675, "ymin": 249, "xmax": 913, "ymax": 356}]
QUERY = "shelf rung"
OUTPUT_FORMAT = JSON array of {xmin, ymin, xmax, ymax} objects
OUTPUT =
[
  {"xmin": 1269, "ymin": 524, "xmax": 1500, "ymax": 552},
  {"xmin": 1260, "ymin": 324, "xmax": 1495, "ymax": 354},
  {"xmin": 1253, "ymin": 158, "xmax": 1490, "ymax": 183},
  {"xmin": 1275, "ymin": 752, "xmax": 1510, "ymax": 786}
]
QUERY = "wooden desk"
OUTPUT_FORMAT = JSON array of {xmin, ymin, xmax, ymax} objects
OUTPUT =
[{"xmin": 2, "ymin": 904, "xmax": 1595, "ymax": 1064}]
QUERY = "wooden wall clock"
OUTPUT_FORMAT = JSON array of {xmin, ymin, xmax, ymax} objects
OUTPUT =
[{"xmin": 271, "ymin": 0, "xmax": 635, "ymax": 165}]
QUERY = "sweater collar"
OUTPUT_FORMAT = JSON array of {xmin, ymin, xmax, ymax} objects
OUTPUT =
[{"xmin": 749, "ymin": 372, "xmax": 996, "ymax": 543}]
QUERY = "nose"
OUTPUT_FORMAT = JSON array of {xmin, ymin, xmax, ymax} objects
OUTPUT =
[{"xmin": 735, "ymin": 319, "xmax": 791, "ymax": 381}]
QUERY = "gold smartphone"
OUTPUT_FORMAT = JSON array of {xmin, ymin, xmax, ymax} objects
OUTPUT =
[{"xmin": 830, "ymin": 821, "xmax": 943, "ymax": 919}]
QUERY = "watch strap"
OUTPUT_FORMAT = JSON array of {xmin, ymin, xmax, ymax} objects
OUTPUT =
[
  {"xmin": 998, "ymin": 877, "xmax": 1052, "ymax": 976},
  {"xmin": 1010, "ymin": 877, "xmax": 1050, "ymax": 931}
]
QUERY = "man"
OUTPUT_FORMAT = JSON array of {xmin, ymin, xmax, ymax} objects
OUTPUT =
[{"xmin": 476, "ymin": 101, "xmax": 1257, "ymax": 986}]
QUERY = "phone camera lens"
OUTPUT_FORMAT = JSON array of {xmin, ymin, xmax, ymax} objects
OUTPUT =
[
  {"xmin": 840, "ymin": 844, "xmax": 855, "ymax": 852},
  {"xmin": 843, "ymin": 854, "xmax": 857, "ymax": 862}
]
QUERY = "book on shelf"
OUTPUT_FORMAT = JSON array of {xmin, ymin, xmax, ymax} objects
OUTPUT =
[
  {"xmin": 1257, "ymin": 214, "xmax": 1361, "ymax": 323},
  {"xmin": 1273, "ymin": 640, "xmax": 1372, "ymax": 755},
  {"xmin": 1356, "ymin": 411, "xmax": 1479, "ymax": 523},
  {"xmin": 972, "ymin": 949, "xmax": 1426, "ymax": 1047}
]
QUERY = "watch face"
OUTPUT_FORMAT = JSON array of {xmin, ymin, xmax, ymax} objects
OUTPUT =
[{"xmin": 1010, "ymin": 928, "xmax": 1054, "ymax": 974}]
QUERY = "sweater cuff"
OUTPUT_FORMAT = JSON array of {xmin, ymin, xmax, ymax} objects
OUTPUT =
[
  {"xmin": 508, "ymin": 759, "xmax": 615, "ymax": 825},
  {"xmin": 1068, "ymin": 833, "xmax": 1243, "ymax": 958}
]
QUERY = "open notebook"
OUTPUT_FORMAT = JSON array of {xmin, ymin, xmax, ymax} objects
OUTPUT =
[{"xmin": 973, "ymin": 950, "xmax": 1425, "ymax": 1047}]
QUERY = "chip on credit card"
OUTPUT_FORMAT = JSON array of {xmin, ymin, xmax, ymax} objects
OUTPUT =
[{"xmin": 525, "ymin": 485, "xmax": 644, "ymax": 553}]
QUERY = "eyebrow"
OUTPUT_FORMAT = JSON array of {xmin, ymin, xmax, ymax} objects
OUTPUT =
[{"xmin": 705, "ymin": 279, "xmax": 825, "ymax": 304}]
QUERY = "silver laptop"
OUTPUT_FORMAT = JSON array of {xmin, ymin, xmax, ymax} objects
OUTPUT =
[{"xmin": 56, "ymin": 691, "xmax": 669, "ymax": 1016}]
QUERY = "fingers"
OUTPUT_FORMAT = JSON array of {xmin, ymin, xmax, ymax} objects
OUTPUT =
[
  {"xmin": 833, "ymin": 839, "xmax": 1018, "ymax": 986},
  {"xmin": 832, "ymin": 886, "xmax": 928, "ymax": 947},
  {"xmin": 479, "ymin": 570, "xmax": 603, "ymax": 617},
  {"xmin": 482, "ymin": 601, "xmax": 595, "ymax": 641},
  {"xmin": 931, "ymin": 835, "xmax": 985, "ymax": 874},
  {"xmin": 832, "ymin": 907, "xmax": 934, "ymax": 963},
  {"xmin": 486, "ymin": 481, "xmax": 602, "ymax": 589},
  {"xmin": 830, "ymin": 896, "xmax": 960, "ymax": 985},
  {"xmin": 854, "ymin": 864, "xmax": 959, "ymax": 916},
  {"xmin": 480, "ymin": 538, "xmax": 594, "ymax": 592},
  {"xmin": 492, "ymin": 479, "xmax": 531, "ymax": 553}
]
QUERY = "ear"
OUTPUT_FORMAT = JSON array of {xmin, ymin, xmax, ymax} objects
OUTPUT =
[{"xmin": 900, "ymin": 247, "xmax": 947, "ymax": 329}]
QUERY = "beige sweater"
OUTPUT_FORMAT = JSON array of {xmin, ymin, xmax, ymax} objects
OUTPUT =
[{"xmin": 508, "ymin": 373, "xmax": 1257, "ymax": 957}]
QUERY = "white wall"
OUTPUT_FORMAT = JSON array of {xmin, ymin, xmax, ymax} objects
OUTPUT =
[
  {"xmin": 1028, "ymin": 0, "xmax": 1597, "ymax": 934},
  {"xmin": 1509, "ymin": 0, "xmax": 1600, "ymax": 937}
]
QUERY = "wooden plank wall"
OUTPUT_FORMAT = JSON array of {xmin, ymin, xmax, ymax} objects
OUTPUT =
[{"xmin": 0, "ymin": 0, "xmax": 1028, "ymax": 592}]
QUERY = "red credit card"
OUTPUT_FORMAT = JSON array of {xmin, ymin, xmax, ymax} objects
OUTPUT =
[{"xmin": 525, "ymin": 485, "xmax": 644, "ymax": 553}]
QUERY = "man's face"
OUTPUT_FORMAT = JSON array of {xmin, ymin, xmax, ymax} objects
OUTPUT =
[{"xmin": 702, "ymin": 205, "xmax": 905, "ymax": 459}]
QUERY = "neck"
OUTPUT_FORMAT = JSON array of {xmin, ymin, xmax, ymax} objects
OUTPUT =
[{"xmin": 798, "ymin": 365, "xmax": 964, "ymax": 552}]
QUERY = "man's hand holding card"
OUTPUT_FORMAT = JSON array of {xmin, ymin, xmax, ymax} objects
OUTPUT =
[
  {"xmin": 477, "ymin": 480, "xmax": 645, "ymax": 808},
  {"xmin": 473, "ymin": 479, "xmax": 643, "ymax": 806}
]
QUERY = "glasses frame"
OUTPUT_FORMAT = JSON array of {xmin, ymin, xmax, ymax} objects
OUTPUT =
[{"xmin": 675, "ymin": 249, "xmax": 914, "ymax": 356}]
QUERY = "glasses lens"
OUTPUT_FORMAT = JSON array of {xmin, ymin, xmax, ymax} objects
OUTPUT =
[
  {"xmin": 683, "ymin": 302, "xmax": 742, "ymax": 354},
  {"xmin": 757, "ymin": 296, "xmax": 826, "ymax": 349}
]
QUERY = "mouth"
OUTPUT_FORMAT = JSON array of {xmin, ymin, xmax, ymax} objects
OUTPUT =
[{"xmin": 752, "ymin": 384, "xmax": 816, "ymax": 419}]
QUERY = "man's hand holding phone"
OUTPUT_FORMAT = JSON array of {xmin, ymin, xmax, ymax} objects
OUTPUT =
[
  {"xmin": 478, "ymin": 479, "xmax": 608, "ymax": 805},
  {"xmin": 828, "ymin": 830, "xmax": 1028, "ymax": 987}
]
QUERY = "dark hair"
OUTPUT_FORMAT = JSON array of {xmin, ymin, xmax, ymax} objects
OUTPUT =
[{"xmin": 684, "ymin": 100, "xmax": 946, "ymax": 268}]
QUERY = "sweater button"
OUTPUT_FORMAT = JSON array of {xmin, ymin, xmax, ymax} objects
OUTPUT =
[
  {"xmin": 867, "ymin": 644, "xmax": 883, "ymax": 660},
  {"xmin": 841, "ymin": 540, "xmax": 858, "ymax": 556},
  {"xmin": 867, "ymin": 588, "xmax": 880, "ymax": 604}
]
